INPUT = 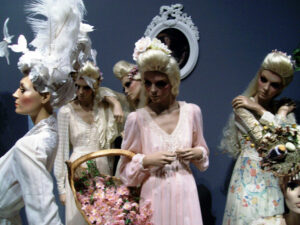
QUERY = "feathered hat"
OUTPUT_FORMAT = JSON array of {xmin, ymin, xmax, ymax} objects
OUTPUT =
[{"xmin": 2, "ymin": 0, "xmax": 86, "ymax": 108}]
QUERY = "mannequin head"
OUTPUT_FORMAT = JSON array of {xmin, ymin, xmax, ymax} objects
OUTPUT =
[
  {"xmin": 244, "ymin": 50, "xmax": 294, "ymax": 99},
  {"xmin": 113, "ymin": 60, "xmax": 142, "ymax": 108},
  {"xmin": 13, "ymin": 75, "xmax": 51, "ymax": 123},
  {"xmin": 281, "ymin": 178, "xmax": 300, "ymax": 215},
  {"xmin": 137, "ymin": 48, "xmax": 180, "ymax": 99},
  {"xmin": 143, "ymin": 71, "xmax": 173, "ymax": 105}
]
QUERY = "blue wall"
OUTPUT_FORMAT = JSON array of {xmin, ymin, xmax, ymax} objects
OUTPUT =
[{"xmin": 1, "ymin": 1, "xmax": 299, "ymax": 224}]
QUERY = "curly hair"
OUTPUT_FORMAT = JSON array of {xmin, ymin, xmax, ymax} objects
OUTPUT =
[{"xmin": 137, "ymin": 49, "xmax": 180, "ymax": 97}]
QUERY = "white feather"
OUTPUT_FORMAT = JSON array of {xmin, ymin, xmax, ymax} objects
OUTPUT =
[{"xmin": 24, "ymin": 0, "xmax": 85, "ymax": 81}]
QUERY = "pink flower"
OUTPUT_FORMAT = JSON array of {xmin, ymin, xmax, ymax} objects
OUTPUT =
[
  {"xmin": 250, "ymin": 168, "xmax": 257, "ymax": 177},
  {"xmin": 123, "ymin": 202, "xmax": 132, "ymax": 210},
  {"xmin": 133, "ymin": 37, "xmax": 152, "ymax": 60},
  {"xmin": 76, "ymin": 174, "xmax": 153, "ymax": 225}
]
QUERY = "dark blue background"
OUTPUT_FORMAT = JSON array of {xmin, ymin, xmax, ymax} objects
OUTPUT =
[{"xmin": 0, "ymin": 1, "xmax": 299, "ymax": 224}]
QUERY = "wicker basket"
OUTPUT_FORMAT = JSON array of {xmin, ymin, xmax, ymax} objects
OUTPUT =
[{"xmin": 66, "ymin": 149, "xmax": 135, "ymax": 225}]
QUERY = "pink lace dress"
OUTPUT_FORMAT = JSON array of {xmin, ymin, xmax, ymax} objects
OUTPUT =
[{"xmin": 119, "ymin": 101, "xmax": 209, "ymax": 225}]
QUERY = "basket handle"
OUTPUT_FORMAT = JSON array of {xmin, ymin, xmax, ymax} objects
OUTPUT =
[{"xmin": 65, "ymin": 149, "xmax": 136, "ymax": 225}]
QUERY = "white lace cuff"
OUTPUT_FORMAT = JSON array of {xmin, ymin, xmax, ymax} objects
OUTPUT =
[{"xmin": 132, "ymin": 154, "xmax": 149, "ymax": 171}]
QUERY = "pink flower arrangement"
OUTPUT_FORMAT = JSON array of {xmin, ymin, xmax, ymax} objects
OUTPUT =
[{"xmin": 74, "ymin": 161, "xmax": 152, "ymax": 225}]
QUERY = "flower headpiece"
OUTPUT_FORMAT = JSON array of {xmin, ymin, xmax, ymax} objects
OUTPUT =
[
  {"xmin": 133, "ymin": 37, "xmax": 171, "ymax": 61},
  {"xmin": 271, "ymin": 49, "xmax": 292, "ymax": 59},
  {"xmin": 2, "ymin": 0, "xmax": 85, "ymax": 108},
  {"xmin": 128, "ymin": 66, "xmax": 139, "ymax": 80}
]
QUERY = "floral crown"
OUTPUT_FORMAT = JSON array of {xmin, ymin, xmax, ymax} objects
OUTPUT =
[
  {"xmin": 272, "ymin": 49, "xmax": 297, "ymax": 69},
  {"xmin": 128, "ymin": 66, "xmax": 138, "ymax": 80},
  {"xmin": 132, "ymin": 36, "xmax": 171, "ymax": 61}
]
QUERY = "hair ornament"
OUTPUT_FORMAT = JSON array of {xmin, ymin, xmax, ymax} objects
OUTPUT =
[
  {"xmin": 128, "ymin": 66, "xmax": 139, "ymax": 80},
  {"xmin": 4, "ymin": 0, "xmax": 86, "ymax": 108},
  {"xmin": 272, "ymin": 49, "xmax": 292, "ymax": 59},
  {"xmin": 133, "ymin": 36, "xmax": 171, "ymax": 61}
]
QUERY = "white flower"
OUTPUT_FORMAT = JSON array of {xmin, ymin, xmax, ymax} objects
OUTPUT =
[
  {"xmin": 285, "ymin": 142, "xmax": 296, "ymax": 151},
  {"xmin": 132, "ymin": 36, "xmax": 172, "ymax": 61},
  {"xmin": 151, "ymin": 38, "xmax": 171, "ymax": 55},
  {"xmin": 133, "ymin": 37, "xmax": 151, "ymax": 60}
]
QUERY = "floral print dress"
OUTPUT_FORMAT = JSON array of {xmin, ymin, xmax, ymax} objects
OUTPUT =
[{"xmin": 222, "ymin": 107, "xmax": 296, "ymax": 225}]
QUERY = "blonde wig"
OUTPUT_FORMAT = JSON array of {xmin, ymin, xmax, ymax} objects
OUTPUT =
[
  {"xmin": 244, "ymin": 50, "xmax": 294, "ymax": 97},
  {"xmin": 137, "ymin": 49, "xmax": 181, "ymax": 97},
  {"xmin": 220, "ymin": 50, "xmax": 295, "ymax": 158},
  {"xmin": 77, "ymin": 61, "xmax": 102, "ymax": 92},
  {"xmin": 113, "ymin": 60, "xmax": 141, "ymax": 80}
]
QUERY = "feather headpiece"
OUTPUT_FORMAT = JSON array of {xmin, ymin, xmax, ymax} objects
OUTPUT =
[{"xmin": 10, "ymin": 0, "xmax": 85, "ymax": 108}]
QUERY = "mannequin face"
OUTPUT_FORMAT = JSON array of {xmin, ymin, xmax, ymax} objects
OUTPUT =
[
  {"xmin": 143, "ymin": 71, "xmax": 172, "ymax": 105},
  {"xmin": 75, "ymin": 78, "xmax": 93, "ymax": 103},
  {"xmin": 121, "ymin": 76, "xmax": 141, "ymax": 102},
  {"xmin": 285, "ymin": 181, "xmax": 300, "ymax": 214},
  {"xmin": 256, "ymin": 70, "xmax": 283, "ymax": 102},
  {"xmin": 13, "ymin": 76, "xmax": 44, "ymax": 116}
]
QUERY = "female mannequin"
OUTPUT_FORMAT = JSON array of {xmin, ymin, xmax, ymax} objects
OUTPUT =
[
  {"xmin": 119, "ymin": 37, "xmax": 209, "ymax": 225},
  {"xmin": 113, "ymin": 60, "xmax": 145, "ymax": 111},
  {"xmin": 0, "ymin": 0, "xmax": 83, "ymax": 223},
  {"xmin": 54, "ymin": 61, "xmax": 120, "ymax": 225},
  {"xmin": 221, "ymin": 50, "xmax": 296, "ymax": 225}
]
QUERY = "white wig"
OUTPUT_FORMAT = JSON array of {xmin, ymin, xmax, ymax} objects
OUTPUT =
[{"xmin": 77, "ymin": 61, "xmax": 102, "ymax": 92}]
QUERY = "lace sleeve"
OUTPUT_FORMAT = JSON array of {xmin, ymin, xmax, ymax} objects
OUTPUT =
[
  {"xmin": 260, "ymin": 111, "xmax": 296, "ymax": 126},
  {"xmin": 54, "ymin": 105, "xmax": 71, "ymax": 195},
  {"xmin": 234, "ymin": 108, "xmax": 264, "ymax": 143}
]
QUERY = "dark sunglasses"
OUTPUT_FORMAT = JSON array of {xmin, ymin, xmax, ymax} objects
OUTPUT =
[
  {"xmin": 124, "ymin": 81, "xmax": 132, "ymax": 88},
  {"xmin": 144, "ymin": 80, "xmax": 169, "ymax": 89}
]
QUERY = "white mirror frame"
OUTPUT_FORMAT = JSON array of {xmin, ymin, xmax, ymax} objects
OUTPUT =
[{"xmin": 144, "ymin": 4, "xmax": 199, "ymax": 79}]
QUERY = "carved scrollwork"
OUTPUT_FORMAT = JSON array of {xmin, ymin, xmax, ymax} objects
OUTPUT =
[{"xmin": 144, "ymin": 4, "xmax": 200, "ymax": 79}]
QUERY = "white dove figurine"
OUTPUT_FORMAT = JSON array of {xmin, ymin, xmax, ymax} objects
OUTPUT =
[{"xmin": 0, "ymin": 18, "xmax": 14, "ymax": 64}]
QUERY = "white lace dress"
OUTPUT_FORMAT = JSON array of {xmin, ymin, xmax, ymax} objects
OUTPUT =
[
  {"xmin": 0, "ymin": 115, "xmax": 61, "ymax": 225},
  {"xmin": 54, "ymin": 96, "xmax": 119, "ymax": 225}
]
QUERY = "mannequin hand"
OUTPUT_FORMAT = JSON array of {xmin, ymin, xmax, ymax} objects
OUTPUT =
[
  {"xmin": 112, "ymin": 101, "xmax": 124, "ymax": 123},
  {"xmin": 59, "ymin": 194, "xmax": 66, "ymax": 205},
  {"xmin": 143, "ymin": 152, "xmax": 176, "ymax": 168},
  {"xmin": 232, "ymin": 95, "xmax": 265, "ymax": 116},
  {"xmin": 277, "ymin": 102, "xmax": 296, "ymax": 117},
  {"xmin": 104, "ymin": 96, "xmax": 124, "ymax": 123},
  {"xmin": 176, "ymin": 148, "xmax": 203, "ymax": 160}
]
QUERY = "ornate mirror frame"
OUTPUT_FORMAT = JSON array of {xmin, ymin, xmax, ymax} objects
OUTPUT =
[{"xmin": 144, "ymin": 4, "xmax": 199, "ymax": 79}]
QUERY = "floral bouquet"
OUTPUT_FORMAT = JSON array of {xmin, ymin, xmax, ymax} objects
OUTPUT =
[
  {"xmin": 254, "ymin": 123, "xmax": 300, "ymax": 177},
  {"xmin": 66, "ymin": 149, "xmax": 153, "ymax": 225}
]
